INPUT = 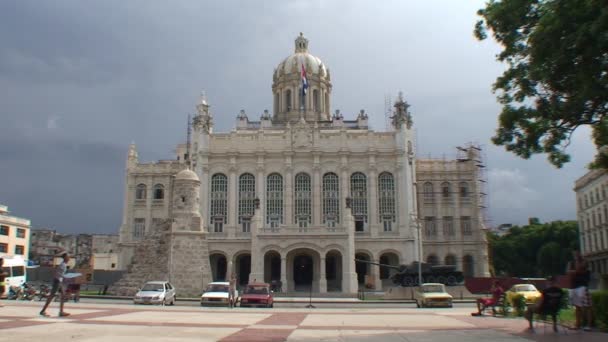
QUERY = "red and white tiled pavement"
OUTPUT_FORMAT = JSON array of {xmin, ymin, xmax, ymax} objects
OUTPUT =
[{"xmin": 0, "ymin": 301, "xmax": 603, "ymax": 342}]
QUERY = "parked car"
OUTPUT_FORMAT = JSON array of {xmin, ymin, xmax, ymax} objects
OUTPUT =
[
  {"xmin": 506, "ymin": 284, "xmax": 541, "ymax": 305},
  {"xmin": 200, "ymin": 282, "xmax": 237, "ymax": 307},
  {"xmin": 414, "ymin": 283, "xmax": 453, "ymax": 308},
  {"xmin": 240, "ymin": 283, "xmax": 274, "ymax": 308},
  {"xmin": 133, "ymin": 281, "xmax": 176, "ymax": 305}
]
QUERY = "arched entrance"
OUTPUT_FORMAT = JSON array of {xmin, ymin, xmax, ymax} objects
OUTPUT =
[
  {"xmin": 235, "ymin": 254, "xmax": 251, "ymax": 286},
  {"xmin": 210, "ymin": 253, "xmax": 227, "ymax": 282},
  {"xmin": 379, "ymin": 252, "xmax": 399, "ymax": 288},
  {"xmin": 264, "ymin": 251, "xmax": 281, "ymax": 284},
  {"xmin": 286, "ymin": 248, "xmax": 319, "ymax": 292},
  {"xmin": 355, "ymin": 252, "xmax": 371, "ymax": 286},
  {"xmin": 326, "ymin": 250, "xmax": 343, "ymax": 292}
]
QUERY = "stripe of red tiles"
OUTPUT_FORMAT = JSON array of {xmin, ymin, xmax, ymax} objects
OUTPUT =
[
  {"xmin": 220, "ymin": 328, "xmax": 294, "ymax": 342},
  {"xmin": 256, "ymin": 313, "xmax": 308, "ymax": 326},
  {"xmin": 0, "ymin": 320, "xmax": 54, "ymax": 330},
  {"xmin": 74, "ymin": 320, "xmax": 248, "ymax": 329}
]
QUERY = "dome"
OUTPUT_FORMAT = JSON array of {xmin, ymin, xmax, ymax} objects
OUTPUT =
[
  {"xmin": 175, "ymin": 169, "xmax": 199, "ymax": 181},
  {"xmin": 274, "ymin": 33, "xmax": 329, "ymax": 79}
]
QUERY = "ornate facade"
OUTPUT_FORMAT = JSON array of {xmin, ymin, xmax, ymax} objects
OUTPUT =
[{"xmin": 116, "ymin": 34, "xmax": 490, "ymax": 296}]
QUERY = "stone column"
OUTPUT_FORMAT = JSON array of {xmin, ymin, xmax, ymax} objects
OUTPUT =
[
  {"xmin": 249, "ymin": 206, "xmax": 264, "ymax": 283},
  {"xmin": 319, "ymin": 256, "xmax": 327, "ymax": 293},
  {"xmin": 342, "ymin": 208, "xmax": 358, "ymax": 294},
  {"xmin": 280, "ymin": 256, "xmax": 287, "ymax": 293},
  {"xmin": 396, "ymin": 162, "xmax": 407, "ymax": 233},
  {"xmin": 200, "ymin": 166, "xmax": 210, "ymax": 232},
  {"xmin": 373, "ymin": 258, "xmax": 382, "ymax": 291},
  {"xmin": 340, "ymin": 165, "xmax": 349, "ymax": 226},
  {"xmin": 312, "ymin": 162, "xmax": 321, "ymax": 225}
]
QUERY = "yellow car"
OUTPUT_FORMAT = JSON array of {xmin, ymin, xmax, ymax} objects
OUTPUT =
[{"xmin": 506, "ymin": 284, "xmax": 541, "ymax": 305}]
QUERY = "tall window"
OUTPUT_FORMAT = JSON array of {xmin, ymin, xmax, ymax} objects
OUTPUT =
[
  {"xmin": 14, "ymin": 245, "xmax": 24, "ymax": 255},
  {"xmin": 210, "ymin": 173, "xmax": 228, "ymax": 232},
  {"xmin": 294, "ymin": 173, "xmax": 311, "ymax": 228},
  {"xmin": 323, "ymin": 173, "xmax": 340, "ymax": 227},
  {"xmin": 441, "ymin": 182, "xmax": 451, "ymax": 199},
  {"xmin": 461, "ymin": 216, "xmax": 472, "ymax": 236},
  {"xmin": 135, "ymin": 184, "xmax": 147, "ymax": 200},
  {"xmin": 153, "ymin": 184, "xmax": 164, "ymax": 200},
  {"xmin": 0, "ymin": 243, "xmax": 7, "ymax": 253},
  {"xmin": 424, "ymin": 216, "xmax": 437, "ymax": 237},
  {"xmin": 313, "ymin": 89, "xmax": 319, "ymax": 112},
  {"xmin": 266, "ymin": 173, "xmax": 283, "ymax": 228},
  {"xmin": 443, "ymin": 216, "xmax": 454, "ymax": 237},
  {"xmin": 459, "ymin": 182, "xmax": 469, "ymax": 198},
  {"xmin": 0, "ymin": 225, "xmax": 9, "ymax": 236},
  {"xmin": 378, "ymin": 172, "xmax": 396, "ymax": 231},
  {"xmin": 238, "ymin": 173, "xmax": 256, "ymax": 232},
  {"xmin": 133, "ymin": 218, "xmax": 145, "ymax": 239},
  {"xmin": 423, "ymin": 182, "xmax": 434, "ymax": 202},
  {"xmin": 285, "ymin": 90, "xmax": 292, "ymax": 111},
  {"xmin": 350, "ymin": 172, "xmax": 368, "ymax": 232}
]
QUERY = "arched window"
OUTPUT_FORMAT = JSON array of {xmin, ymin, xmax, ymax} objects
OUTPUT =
[
  {"xmin": 285, "ymin": 90, "xmax": 292, "ymax": 111},
  {"xmin": 322, "ymin": 173, "xmax": 340, "ymax": 227},
  {"xmin": 443, "ymin": 216, "xmax": 454, "ymax": 236},
  {"xmin": 463, "ymin": 255, "xmax": 474, "ymax": 277},
  {"xmin": 313, "ymin": 89, "xmax": 319, "ymax": 112},
  {"xmin": 210, "ymin": 174, "xmax": 228, "ymax": 232},
  {"xmin": 423, "ymin": 182, "xmax": 433, "ymax": 201},
  {"xmin": 459, "ymin": 182, "xmax": 469, "ymax": 198},
  {"xmin": 378, "ymin": 172, "xmax": 396, "ymax": 231},
  {"xmin": 424, "ymin": 216, "xmax": 436, "ymax": 237},
  {"xmin": 294, "ymin": 173, "xmax": 311, "ymax": 228},
  {"xmin": 135, "ymin": 184, "xmax": 147, "ymax": 200},
  {"xmin": 266, "ymin": 173, "xmax": 283, "ymax": 228},
  {"xmin": 427, "ymin": 255, "xmax": 439, "ymax": 266},
  {"xmin": 153, "ymin": 184, "xmax": 164, "ymax": 200},
  {"xmin": 441, "ymin": 182, "xmax": 451, "ymax": 198},
  {"xmin": 238, "ymin": 173, "xmax": 255, "ymax": 232},
  {"xmin": 445, "ymin": 254, "xmax": 456, "ymax": 266},
  {"xmin": 350, "ymin": 172, "xmax": 368, "ymax": 232}
]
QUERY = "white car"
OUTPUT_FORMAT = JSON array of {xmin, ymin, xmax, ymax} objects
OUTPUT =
[
  {"xmin": 201, "ymin": 281, "xmax": 238, "ymax": 306},
  {"xmin": 133, "ymin": 281, "xmax": 176, "ymax": 305},
  {"xmin": 414, "ymin": 283, "xmax": 453, "ymax": 308}
]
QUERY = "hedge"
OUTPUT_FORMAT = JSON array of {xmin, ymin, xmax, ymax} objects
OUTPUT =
[{"xmin": 591, "ymin": 290, "xmax": 608, "ymax": 331}]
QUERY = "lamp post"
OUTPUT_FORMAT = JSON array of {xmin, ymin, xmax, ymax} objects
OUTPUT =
[{"xmin": 411, "ymin": 214, "xmax": 423, "ymax": 286}]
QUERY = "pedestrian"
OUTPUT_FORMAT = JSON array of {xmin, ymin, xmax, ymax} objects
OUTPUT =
[
  {"xmin": 40, "ymin": 252, "xmax": 70, "ymax": 317},
  {"xmin": 229, "ymin": 273, "xmax": 237, "ymax": 308},
  {"xmin": 0, "ymin": 257, "xmax": 7, "ymax": 306},
  {"xmin": 525, "ymin": 276, "xmax": 563, "ymax": 332},
  {"xmin": 471, "ymin": 280, "xmax": 504, "ymax": 316},
  {"xmin": 570, "ymin": 251, "xmax": 592, "ymax": 331}
]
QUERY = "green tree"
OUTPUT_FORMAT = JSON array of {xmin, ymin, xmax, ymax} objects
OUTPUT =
[
  {"xmin": 475, "ymin": 0, "xmax": 608, "ymax": 168},
  {"xmin": 489, "ymin": 220, "xmax": 578, "ymax": 277}
]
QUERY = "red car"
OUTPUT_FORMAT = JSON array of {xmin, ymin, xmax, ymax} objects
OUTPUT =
[{"xmin": 239, "ymin": 283, "xmax": 274, "ymax": 308}]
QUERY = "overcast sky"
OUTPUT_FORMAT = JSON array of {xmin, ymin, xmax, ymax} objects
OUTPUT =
[{"xmin": 0, "ymin": 0, "xmax": 595, "ymax": 234}]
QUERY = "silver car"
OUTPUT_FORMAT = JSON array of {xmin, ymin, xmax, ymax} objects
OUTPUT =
[{"xmin": 133, "ymin": 281, "xmax": 176, "ymax": 305}]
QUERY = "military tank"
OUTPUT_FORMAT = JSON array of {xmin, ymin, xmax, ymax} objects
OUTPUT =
[{"xmin": 355, "ymin": 259, "xmax": 464, "ymax": 286}]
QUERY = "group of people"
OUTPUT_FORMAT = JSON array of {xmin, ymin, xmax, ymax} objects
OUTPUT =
[{"xmin": 470, "ymin": 250, "xmax": 594, "ymax": 332}]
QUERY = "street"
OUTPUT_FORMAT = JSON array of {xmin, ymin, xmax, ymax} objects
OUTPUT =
[{"xmin": 0, "ymin": 299, "xmax": 604, "ymax": 341}]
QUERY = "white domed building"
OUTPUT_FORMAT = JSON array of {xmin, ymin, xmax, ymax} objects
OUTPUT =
[{"xmin": 115, "ymin": 34, "xmax": 490, "ymax": 296}]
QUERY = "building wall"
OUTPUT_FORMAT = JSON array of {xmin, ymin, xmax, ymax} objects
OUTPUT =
[
  {"xmin": 574, "ymin": 169, "xmax": 608, "ymax": 280},
  {"xmin": 0, "ymin": 205, "xmax": 31, "ymax": 259}
]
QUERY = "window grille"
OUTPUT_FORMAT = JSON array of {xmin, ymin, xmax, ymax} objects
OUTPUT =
[
  {"xmin": 133, "ymin": 218, "xmax": 145, "ymax": 239},
  {"xmin": 210, "ymin": 174, "xmax": 228, "ymax": 225},
  {"xmin": 135, "ymin": 184, "xmax": 147, "ymax": 200},
  {"xmin": 424, "ymin": 216, "xmax": 437, "ymax": 237},
  {"xmin": 238, "ymin": 173, "xmax": 256, "ymax": 224},
  {"xmin": 350, "ymin": 173, "xmax": 368, "ymax": 231},
  {"xmin": 378, "ymin": 172, "xmax": 396, "ymax": 227},
  {"xmin": 266, "ymin": 173, "xmax": 283, "ymax": 226},
  {"xmin": 461, "ymin": 216, "xmax": 472, "ymax": 236},
  {"xmin": 323, "ymin": 173, "xmax": 340, "ymax": 225},
  {"xmin": 294, "ymin": 173, "xmax": 311, "ymax": 227}
]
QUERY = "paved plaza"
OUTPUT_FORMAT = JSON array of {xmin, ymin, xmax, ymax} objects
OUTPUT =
[{"xmin": 0, "ymin": 301, "xmax": 604, "ymax": 341}]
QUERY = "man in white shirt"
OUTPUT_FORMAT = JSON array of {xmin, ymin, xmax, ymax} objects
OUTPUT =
[{"xmin": 40, "ymin": 252, "xmax": 70, "ymax": 317}]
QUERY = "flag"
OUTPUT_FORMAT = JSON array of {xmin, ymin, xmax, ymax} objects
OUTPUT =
[{"xmin": 301, "ymin": 63, "xmax": 308, "ymax": 96}]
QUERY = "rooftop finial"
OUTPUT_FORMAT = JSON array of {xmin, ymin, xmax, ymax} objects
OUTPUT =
[
  {"xmin": 200, "ymin": 90, "xmax": 208, "ymax": 105},
  {"xmin": 295, "ymin": 32, "xmax": 309, "ymax": 53}
]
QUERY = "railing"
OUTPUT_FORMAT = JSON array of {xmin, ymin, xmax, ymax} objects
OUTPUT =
[{"xmin": 259, "ymin": 226, "xmax": 347, "ymax": 235}]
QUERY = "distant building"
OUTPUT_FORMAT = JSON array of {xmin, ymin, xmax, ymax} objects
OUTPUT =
[
  {"xmin": 0, "ymin": 204, "xmax": 31, "ymax": 259},
  {"xmin": 30, "ymin": 229, "xmax": 119, "ymax": 269},
  {"xmin": 494, "ymin": 223, "xmax": 513, "ymax": 237},
  {"xmin": 574, "ymin": 169, "xmax": 608, "ymax": 286}
]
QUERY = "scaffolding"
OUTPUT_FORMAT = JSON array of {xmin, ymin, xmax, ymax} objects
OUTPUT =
[{"xmin": 456, "ymin": 143, "xmax": 491, "ymax": 230}]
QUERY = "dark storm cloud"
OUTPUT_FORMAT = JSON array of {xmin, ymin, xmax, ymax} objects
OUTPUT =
[{"xmin": 0, "ymin": 0, "xmax": 595, "ymax": 233}]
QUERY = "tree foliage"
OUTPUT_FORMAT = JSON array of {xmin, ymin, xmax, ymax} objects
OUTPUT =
[
  {"xmin": 488, "ymin": 220, "xmax": 578, "ymax": 277},
  {"xmin": 475, "ymin": 0, "xmax": 608, "ymax": 168}
]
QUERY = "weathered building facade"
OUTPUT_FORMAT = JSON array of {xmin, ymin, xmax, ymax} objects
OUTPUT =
[{"xmin": 116, "ymin": 34, "xmax": 490, "ymax": 296}]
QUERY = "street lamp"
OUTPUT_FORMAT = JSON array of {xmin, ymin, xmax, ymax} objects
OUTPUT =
[{"xmin": 411, "ymin": 214, "xmax": 423, "ymax": 285}]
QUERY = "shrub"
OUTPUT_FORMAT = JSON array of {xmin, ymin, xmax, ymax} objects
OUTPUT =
[
  {"xmin": 512, "ymin": 294, "xmax": 527, "ymax": 317},
  {"xmin": 591, "ymin": 290, "xmax": 608, "ymax": 331}
]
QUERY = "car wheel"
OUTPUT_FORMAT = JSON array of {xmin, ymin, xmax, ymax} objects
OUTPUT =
[
  {"xmin": 416, "ymin": 300, "xmax": 420, "ymax": 308},
  {"xmin": 170, "ymin": 297, "xmax": 175, "ymax": 306}
]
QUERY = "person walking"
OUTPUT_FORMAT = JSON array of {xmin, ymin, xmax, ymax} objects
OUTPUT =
[
  {"xmin": 228, "ymin": 273, "xmax": 237, "ymax": 308},
  {"xmin": 40, "ymin": 252, "xmax": 70, "ymax": 317},
  {"xmin": 570, "ymin": 251, "xmax": 593, "ymax": 331}
]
